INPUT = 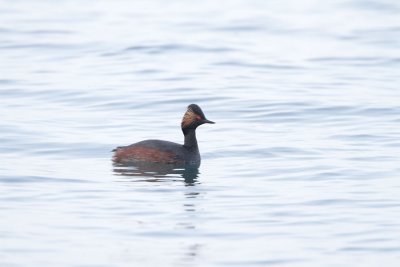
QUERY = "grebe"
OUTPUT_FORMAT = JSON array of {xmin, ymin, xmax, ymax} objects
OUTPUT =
[{"xmin": 113, "ymin": 104, "xmax": 214, "ymax": 166}]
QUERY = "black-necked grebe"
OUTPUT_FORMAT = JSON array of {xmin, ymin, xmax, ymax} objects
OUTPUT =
[{"xmin": 113, "ymin": 104, "xmax": 214, "ymax": 166}]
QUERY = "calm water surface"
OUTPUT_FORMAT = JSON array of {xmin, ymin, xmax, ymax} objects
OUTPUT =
[{"xmin": 1, "ymin": 0, "xmax": 400, "ymax": 266}]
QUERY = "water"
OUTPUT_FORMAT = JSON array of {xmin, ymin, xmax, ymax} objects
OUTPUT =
[{"xmin": 1, "ymin": 0, "xmax": 400, "ymax": 266}]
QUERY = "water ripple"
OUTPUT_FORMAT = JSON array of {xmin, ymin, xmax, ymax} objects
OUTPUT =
[{"xmin": 1, "ymin": 1, "xmax": 400, "ymax": 266}]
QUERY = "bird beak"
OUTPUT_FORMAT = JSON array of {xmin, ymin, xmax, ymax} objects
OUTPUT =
[{"xmin": 202, "ymin": 119, "xmax": 215, "ymax": 124}]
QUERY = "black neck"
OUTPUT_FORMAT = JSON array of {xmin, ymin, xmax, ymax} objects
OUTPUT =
[{"xmin": 183, "ymin": 128, "xmax": 198, "ymax": 149}]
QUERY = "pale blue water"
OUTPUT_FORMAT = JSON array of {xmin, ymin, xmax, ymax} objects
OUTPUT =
[{"xmin": 1, "ymin": 0, "xmax": 400, "ymax": 266}]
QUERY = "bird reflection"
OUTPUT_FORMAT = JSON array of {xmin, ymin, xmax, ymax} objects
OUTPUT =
[
  {"xmin": 112, "ymin": 161, "xmax": 199, "ymax": 185},
  {"xmin": 112, "ymin": 161, "xmax": 202, "ymax": 263}
]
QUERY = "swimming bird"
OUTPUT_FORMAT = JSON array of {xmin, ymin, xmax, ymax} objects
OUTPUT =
[{"xmin": 113, "ymin": 104, "xmax": 214, "ymax": 167}]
